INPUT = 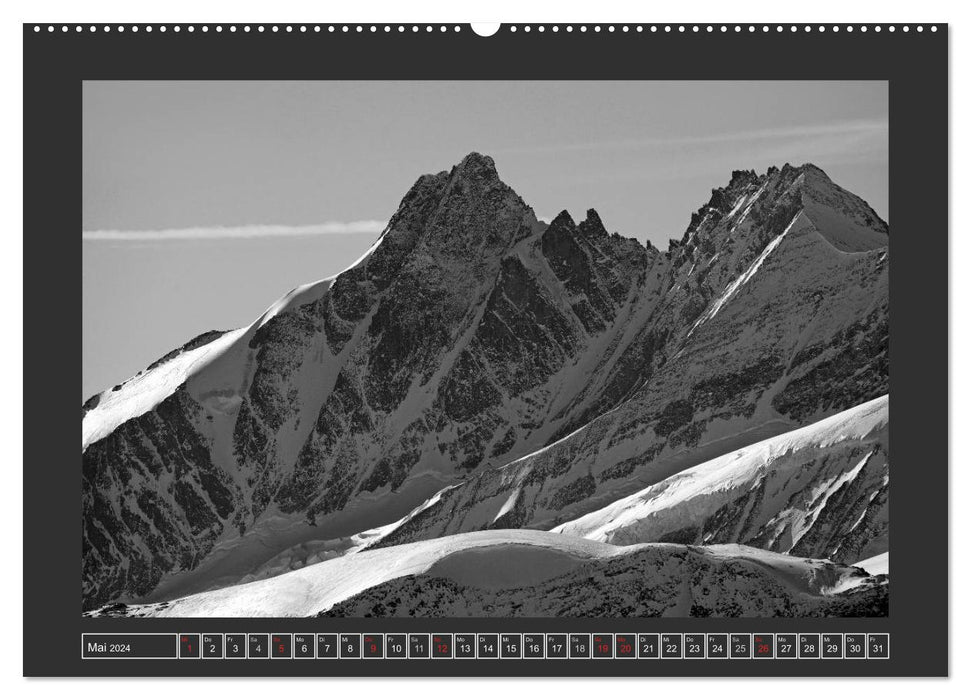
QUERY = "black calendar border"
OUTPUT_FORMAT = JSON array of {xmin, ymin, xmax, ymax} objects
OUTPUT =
[{"xmin": 23, "ymin": 22, "xmax": 948, "ymax": 678}]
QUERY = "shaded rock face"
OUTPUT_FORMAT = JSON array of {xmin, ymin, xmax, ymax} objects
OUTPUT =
[
  {"xmin": 541, "ymin": 210, "xmax": 649, "ymax": 334},
  {"xmin": 81, "ymin": 154, "xmax": 889, "ymax": 610},
  {"xmin": 83, "ymin": 387, "xmax": 245, "ymax": 607}
]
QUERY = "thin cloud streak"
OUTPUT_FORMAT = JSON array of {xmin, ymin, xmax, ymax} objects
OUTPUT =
[
  {"xmin": 493, "ymin": 119, "xmax": 888, "ymax": 156},
  {"xmin": 83, "ymin": 220, "xmax": 387, "ymax": 242}
]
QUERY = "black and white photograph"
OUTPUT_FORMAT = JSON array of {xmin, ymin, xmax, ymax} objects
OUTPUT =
[{"xmin": 81, "ymin": 80, "xmax": 890, "ymax": 619}]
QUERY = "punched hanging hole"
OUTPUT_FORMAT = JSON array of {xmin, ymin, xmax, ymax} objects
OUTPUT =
[{"xmin": 471, "ymin": 23, "xmax": 501, "ymax": 37}]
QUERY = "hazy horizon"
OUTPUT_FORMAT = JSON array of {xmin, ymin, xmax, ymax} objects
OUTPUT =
[{"xmin": 83, "ymin": 80, "xmax": 888, "ymax": 398}]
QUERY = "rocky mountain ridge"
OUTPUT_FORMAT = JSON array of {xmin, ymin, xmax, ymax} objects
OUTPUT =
[{"xmin": 82, "ymin": 153, "xmax": 889, "ymax": 611}]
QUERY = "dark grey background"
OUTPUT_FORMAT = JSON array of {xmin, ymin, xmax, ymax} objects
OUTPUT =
[{"xmin": 23, "ymin": 22, "xmax": 947, "ymax": 677}]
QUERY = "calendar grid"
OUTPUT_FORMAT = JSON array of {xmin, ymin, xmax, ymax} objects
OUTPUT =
[{"xmin": 81, "ymin": 632, "xmax": 890, "ymax": 661}]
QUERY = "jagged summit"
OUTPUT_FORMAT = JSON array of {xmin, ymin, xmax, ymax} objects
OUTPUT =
[
  {"xmin": 438, "ymin": 152, "xmax": 519, "ymax": 212},
  {"xmin": 449, "ymin": 151, "xmax": 500, "ymax": 183},
  {"xmin": 676, "ymin": 161, "xmax": 887, "ymax": 254},
  {"xmin": 767, "ymin": 161, "xmax": 828, "ymax": 179},
  {"xmin": 546, "ymin": 208, "xmax": 651, "ymax": 254},
  {"xmin": 403, "ymin": 155, "xmax": 887, "ymax": 260},
  {"xmin": 726, "ymin": 168, "xmax": 760, "ymax": 190},
  {"xmin": 548, "ymin": 210, "xmax": 577, "ymax": 228},
  {"xmin": 398, "ymin": 152, "xmax": 501, "ymax": 194},
  {"xmin": 578, "ymin": 208, "xmax": 608, "ymax": 238},
  {"xmin": 546, "ymin": 208, "xmax": 609, "ymax": 235},
  {"xmin": 376, "ymin": 152, "xmax": 538, "ymax": 261}
]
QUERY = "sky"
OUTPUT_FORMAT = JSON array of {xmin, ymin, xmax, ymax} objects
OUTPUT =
[{"xmin": 83, "ymin": 80, "xmax": 888, "ymax": 398}]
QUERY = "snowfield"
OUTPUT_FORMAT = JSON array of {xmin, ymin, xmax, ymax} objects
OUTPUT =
[
  {"xmin": 853, "ymin": 552, "xmax": 889, "ymax": 577},
  {"xmin": 81, "ymin": 328, "xmax": 245, "ymax": 450},
  {"xmin": 111, "ymin": 530, "xmax": 630, "ymax": 617}
]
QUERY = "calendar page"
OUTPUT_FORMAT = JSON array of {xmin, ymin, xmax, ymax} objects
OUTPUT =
[{"xmin": 22, "ymin": 21, "xmax": 947, "ymax": 677}]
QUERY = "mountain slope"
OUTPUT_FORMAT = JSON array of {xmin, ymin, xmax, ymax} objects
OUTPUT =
[
  {"xmin": 553, "ymin": 395, "xmax": 888, "ymax": 564},
  {"xmin": 82, "ymin": 154, "xmax": 667, "ymax": 609},
  {"xmin": 364, "ymin": 175, "xmax": 888, "ymax": 551},
  {"xmin": 81, "ymin": 154, "xmax": 889, "ymax": 611}
]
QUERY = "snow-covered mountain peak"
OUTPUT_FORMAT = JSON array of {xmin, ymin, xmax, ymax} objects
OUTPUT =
[
  {"xmin": 82, "ymin": 154, "xmax": 890, "ymax": 612},
  {"xmin": 795, "ymin": 172, "xmax": 888, "ymax": 252},
  {"xmin": 670, "ymin": 162, "xmax": 887, "ymax": 273}
]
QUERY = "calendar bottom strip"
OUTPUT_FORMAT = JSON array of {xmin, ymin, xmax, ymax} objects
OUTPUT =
[{"xmin": 81, "ymin": 632, "xmax": 890, "ymax": 661}]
